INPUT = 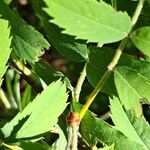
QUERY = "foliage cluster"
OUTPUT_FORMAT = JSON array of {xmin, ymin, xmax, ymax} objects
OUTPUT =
[{"xmin": 0, "ymin": 0, "xmax": 150, "ymax": 149}]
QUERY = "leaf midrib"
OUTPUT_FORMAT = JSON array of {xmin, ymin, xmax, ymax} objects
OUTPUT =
[
  {"xmin": 115, "ymin": 69, "xmax": 149, "ymax": 149},
  {"xmin": 116, "ymin": 67, "xmax": 150, "ymax": 100},
  {"xmin": 51, "ymin": 1, "xmax": 129, "ymax": 35},
  {"xmin": 132, "ymin": 35, "xmax": 150, "ymax": 47}
]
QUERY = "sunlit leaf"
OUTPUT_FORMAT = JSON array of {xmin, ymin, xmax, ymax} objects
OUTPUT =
[
  {"xmin": 87, "ymin": 47, "xmax": 150, "ymax": 99},
  {"xmin": 31, "ymin": 0, "xmax": 88, "ymax": 62},
  {"xmin": 115, "ymin": 66, "xmax": 150, "ymax": 104},
  {"xmin": 131, "ymin": 27, "xmax": 150, "ymax": 58},
  {"xmin": 110, "ymin": 97, "xmax": 150, "ymax": 150},
  {"xmin": 2, "ymin": 80, "xmax": 68, "ymax": 139},
  {"xmin": 0, "ymin": 1, "xmax": 50, "ymax": 63},
  {"xmin": 114, "ymin": 67, "xmax": 142, "ymax": 116},
  {"xmin": 44, "ymin": 0, "xmax": 131, "ymax": 44},
  {"xmin": 0, "ymin": 19, "xmax": 11, "ymax": 86}
]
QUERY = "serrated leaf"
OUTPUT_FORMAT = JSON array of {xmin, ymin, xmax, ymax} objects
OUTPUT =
[
  {"xmin": 117, "ymin": 0, "xmax": 150, "ymax": 28},
  {"xmin": 31, "ymin": 0, "xmax": 88, "ymax": 62},
  {"xmin": 86, "ymin": 47, "xmax": 117, "ymax": 95},
  {"xmin": 115, "ymin": 66, "xmax": 150, "ymax": 104},
  {"xmin": 114, "ymin": 68, "xmax": 142, "ymax": 116},
  {"xmin": 33, "ymin": 61, "xmax": 67, "ymax": 85},
  {"xmin": 72, "ymin": 101, "xmax": 123, "ymax": 145},
  {"xmin": 2, "ymin": 80, "xmax": 68, "ymax": 139},
  {"xmin": 131, "ymin": 27, "xmax": 150, "ymax": 58},
  {"xmin": 33, "ymin": 61, "xmax": 73, "ymax": 91},
  {"xmin": 44, "ymin": 23, "xmax": 89, "ymax": 62},
  {"xmin": 0, "ymin": 1, "xmax": 50, "ymax": 63},
  {"xmin": 0, "ymin": 19, "xmax": 11, "ymax": 86},
  {"xmin": 110, "ymin": 97, "xmax": 150, "ymax": 150},
  {"xmin": 43, "ymin": 0, "xmax": 131, "ymax": 44},
  {"xmin": 72, "ymin": 102, "xmax": 146, "ymax": 150},
  {"xmin": 114, "ymin": 139, "xmax": 145, "ymax": 150},
  {"xmin": 87, "ymin": 47, "xmax": 150, "ymax": 96}
]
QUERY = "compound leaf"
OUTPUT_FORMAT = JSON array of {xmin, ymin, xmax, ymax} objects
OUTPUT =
[
  {"xmin": 33, "ymin": 60, "xmax": 73, "ymax": 91},
  {"xmin": 44, "ymin": 0, "xmax": 131, "ymax": 44}
]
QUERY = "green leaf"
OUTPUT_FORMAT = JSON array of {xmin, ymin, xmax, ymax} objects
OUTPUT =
[
  {"xmin": 33, "ymin": 61, "xmax": 67, "ymax": 85},
  {"xmin": 0, "ymin": 1, "xmax": 50, "ymax": 63},
  {"xmin": 0, "ymin": 19, "xmax": 11, "ymax": 86},
  {"xmin": 2, "ymin": 80, "xmax": 68, "ymax": 139},
  {"xmin": 114, "ymin": 68, "xmax": 142, "ymax": 116},
  {"xmin": 3, "ymin": 0, "xmax": 12, "ymax": 4},
  {"xmin": 117, "ymin": 0, "xmax": 150, "ymax": 28},
  {"xmin": 72, "ymin": 102, "xmax": 145, "ymax": 150},
  {"xmin": 43, "ymin": 0, "xmax": 131, "ymax": 44},
  {"xmin": 98, "ymin": 144, "xmax": 114, "ymax": 150},
  {"xmin": 87, "ymin": 47, "xmax": 117, "ymax": 95},
  {"xmin": 115, "ymin": 66, "xmax": 150, "ymax": 104},
  {"xmin": 147, "ymin": 0, "xmax": 150, "ymax": 5},
  {"xmin": 110, "ymin": 97, "xmax": 150, "ymax": 150},
  {"xmin": 72, "ymin": 101, "xmax": 123, "ymax": 145},
  {"xmin": 31, "ymin": 0, "xmax": 88, "ymax": 62},
  {"xmin": 19, "ymin": 141, "xmax": 51, "ymax": 150},
  {"xmin": 87, "ymin": 47, "xmax": 150, "ymax": 96},
  {"xmin": 131, "ymin": 27, "xmax": 150, "ymax": 58},
  {"xmin": 44, "ymin": 23, "xmax": 89, "ymax": 62},
  {"xmin": 33, "ymin": 61, "xmax": 73, "ymax": 91},
  {"xmin": 22, "ymin": 85, "xmax": 34, "ymax": 110}
]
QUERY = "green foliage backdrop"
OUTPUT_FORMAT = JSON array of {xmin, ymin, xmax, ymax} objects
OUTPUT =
[{"xmin": 0, "ymin": 0, "xmax": 149, "ymax": 149}]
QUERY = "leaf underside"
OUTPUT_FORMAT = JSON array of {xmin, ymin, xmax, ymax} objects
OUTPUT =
[{"xmin": 115, "ymin": 66, "xmax": 150, "ymax": 104}]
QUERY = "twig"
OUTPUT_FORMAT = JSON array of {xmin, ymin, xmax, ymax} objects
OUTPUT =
[
  {"xmin": 0, "ymin": 88, "xmax": 11, "ymax": 109},
  {"xmin": 74, "ymin": 63, "xmax": 87, "ymax": 102},
  {"xmin": 66, "ymin": 112, "xmax": 80, "ymax": 150},
  {"xmin": 66, "ymin": 126, "xmax": 73, "ymax": 150},
  {"xmin": 79, "ymin": 0, "xmax": 145, "ymax": 120},
  {"xmin": 9, "ymin": 59, "xmax": 43, "ymax": 93},
  {"xmin": 100, "ymin": 111, "xmax": 111, "ymax": 120},
  {"xmin": 13, "ymin": 74, "xmax": 22, "ymax": 111}
]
